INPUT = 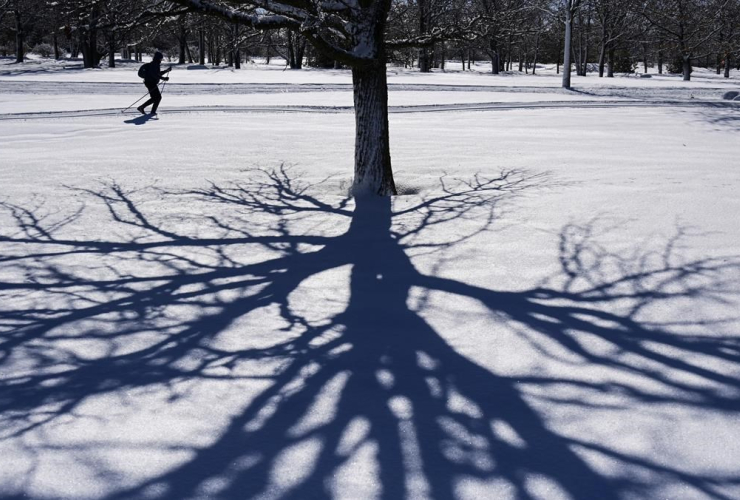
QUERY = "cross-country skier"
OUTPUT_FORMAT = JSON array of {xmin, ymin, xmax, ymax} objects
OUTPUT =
[{"xmin": 137, "ymin": 52, "xmax": 170, "ymax": 116}]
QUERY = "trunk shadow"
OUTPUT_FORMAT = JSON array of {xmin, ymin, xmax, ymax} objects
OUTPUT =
[{"xmin": 1, "ymin": 168, "xmax": 739, "ymax": 499}]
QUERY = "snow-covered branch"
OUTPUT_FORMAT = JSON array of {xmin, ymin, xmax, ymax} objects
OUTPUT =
[
  {"xmin": 386, "ymin": 16, "xmax": 485, "ymax": 49},
  {"xmin": 167, "ymin": 0, "xmax": 299, "ymax": 30}
]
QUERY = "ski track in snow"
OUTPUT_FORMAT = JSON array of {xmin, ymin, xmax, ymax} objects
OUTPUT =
[
  {"xmin": 1, "ymin": 79, "xmax": 737, "ymax": 120},
  {"xmin": 1, "ymin": 100, "xmax": 739, "ymax": 121},
  {"xmin": 0, "ymin": 80, "xmax": 734, "ymax": 97}
]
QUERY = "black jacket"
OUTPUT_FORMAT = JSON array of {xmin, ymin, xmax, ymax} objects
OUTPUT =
[{"xmin": 142, "ymin": 62, "xmax": 167, "ymax": 87}]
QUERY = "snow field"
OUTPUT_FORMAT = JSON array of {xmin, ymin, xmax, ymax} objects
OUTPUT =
[{"xmin": 1, "ymin": 57, "xmax": 740, "ymax": 500}]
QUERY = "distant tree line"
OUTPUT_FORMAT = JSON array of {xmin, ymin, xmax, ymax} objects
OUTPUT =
[
  {"xmin": 2, "ymin": 0, "xmax": 738, "ymax": 196},
  {"xmin": 2, "ymin": 0, "xmax": 738, "ymax": 80}
]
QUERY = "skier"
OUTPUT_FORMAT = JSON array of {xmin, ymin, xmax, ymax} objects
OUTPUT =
[{"xmin": 137, "ymin": 52, "xmax": 170, "ymax": 116}]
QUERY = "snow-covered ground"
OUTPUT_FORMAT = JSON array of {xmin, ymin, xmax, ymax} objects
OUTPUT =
[{"xmin": 1, "ymin": 57, "xmax": 740, "ymax": 500}]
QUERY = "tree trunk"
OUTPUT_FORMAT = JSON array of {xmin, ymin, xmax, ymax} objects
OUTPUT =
[
  {"xmin": 725, "ymin": 54, "xmax": 731, "ymax": 78},
  {"xmin": 233, "ymin": 22, "xmax": 241, "ymax": 69},
  {"xmin": 287, "ymin": 33, "xmax": 305, "ymax": 69},
  {"xmin": 607, "ymin": 47, "xmax": 614, "ymax": 77},
  {"xmin": 179, "ymin": 25, "xmax": 187, "ymax": 64},
  {"xmin": 557, "ymin": 32, "xmax": 562, "ymax": 74},
  {"xmin": 491, "ymin": 53, "xmax": 499, "ymax": 74},
  {"xmin": 296, "ymin": 38, "xmax": 306, "ymax": 68},
  {"xmin": 658, "ymin": 50, "xmax": 663, "ymax": 74},
  {"xmin": 418, "ymin": 0, "xmax": 431, "ymax": 72},
  {"xmin": 598, "ymin": 21, "xmax": 606, "ymax": 78},
  {"xmin": 81, "ymin": 31, "xmax": 99, "ymax": 68},
  {"xmin": 15, "ymin": 32, "xmax": 24, "ymax": 63},
  {"xmin": 351, "ymin": 58, "xmax": 396, "ymax": 197},
  {"xmin": 576, "ymin": 12, "xmax": 584, "ymax": 76},
  {"xmin": 199, "ymin": 28, "xmax": 205, "ymax": 64},
  {"xmin": 288, "ymin": 33, "xmax": 296, "ymax": 67},
  {"xmin": 572, "ymin": 45, "xmax": 579, "ymax": 75},
  {"xmin": 642, "ymin": 43, "xmax": 648, "ymax": 73},
  {"xmin": 419, "ymin": 47, "xmax": 431, "ymax": 72},
  {"xmin": 506, "ymin": 35, "xmax": 512, "ymax": 71},
  {"xmin": 582, "ymin": 7, "xmax": 591, "ymax": 76},
  {"xmin": 682, "ymin": 54, "xmax": 691, "ymax": 81},
  {"xmin": 264, "ymin": 32, "xmax": 271, "ymax": 63},
  {"xmin": 490, "ymin": 38, "xmax": 499, "ymax": 75},
  {"xmin": 14, "ymin": 10, "xmax": 23, "ymax": 63},
  {"xmin": 562, "ymin": 6, "xmax": 574, "ymax": 88},
  {"xmin": 80, "ymin": 6, "xmax": 101, "ymax": 68},
  {"xmin": 108, "ymin": 33, "xmax": 115, "ymax": 68},
  {"xmin": 518, "ymin": 45, "xmax": 524, "ymax": 72},
  {"xmin": 53, "ymin": 32, "xmax": 60, "ymax": 60}
]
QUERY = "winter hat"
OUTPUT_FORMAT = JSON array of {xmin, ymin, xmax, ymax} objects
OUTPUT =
[{"xmin": 153, "ymin": 51, "xmax": 164, "ymax": 60}]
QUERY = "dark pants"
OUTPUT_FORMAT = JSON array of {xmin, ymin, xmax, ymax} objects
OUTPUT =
[{"xmin": 141, "ymin": 83, "xmax": 162, "ymax": 113}]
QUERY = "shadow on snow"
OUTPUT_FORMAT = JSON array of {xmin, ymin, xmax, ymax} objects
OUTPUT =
[
  {"xmin": 123, "ymin": 113, "xmax": 158, "ymax": 125},
  {"xmin": 1, "ymin": 167, "xmax": 739, "ymax": 499}
]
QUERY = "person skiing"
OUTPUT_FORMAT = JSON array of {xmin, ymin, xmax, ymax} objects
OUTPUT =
[{"xmin": 137, "ymin": 52, "xmax": 170, "ymax": 116}]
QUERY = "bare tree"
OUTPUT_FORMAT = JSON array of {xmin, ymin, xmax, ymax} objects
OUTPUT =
[
  {"xmin": 59, "ymin": 0, "xmax": 132, "ymax": 67},
  {"xmin": 166, "ymin": 0, "xmax": 396, "ymax": 195},
  {"xmin": 165, "ymin": 0, "xmax": 477, "ymax": 196},
  {"xmin": 594, "ymin": 0, "xmax": 635, "ymax": 77},
  {"xmin": 3, "ymin": 0, "xmax": 42, "ymax": 62},
  {"xmin": 473, "ymin": 0, "xmax": 527, "ymax": 74},
  {"xmin": 715, "ymin": 0, "xmax": 740, "ymax": 77},
  {"xmin": 640, "ymin": 0, "xmax": 727, "ymax": 81},
  {"xmin": 572, "ymin": 0, "xmax": 592, "ymax": 77},
  {"xmin": 284, "ymin": 31, "xmax": 308, "ymax": 68},
  {"xmin": 561, "ymin": 0, "xmax": 582, "ymax": 87}
]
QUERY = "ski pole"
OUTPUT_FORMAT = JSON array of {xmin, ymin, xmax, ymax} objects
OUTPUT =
[
  {"xmin": 161, "ymin": 67, "xmax": 172, "ymax": 95},
  {"xmin": 121, "ymin": 91, "xmax": 150, "ymax": 114}
]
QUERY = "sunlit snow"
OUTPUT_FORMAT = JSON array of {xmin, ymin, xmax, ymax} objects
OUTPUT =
[{"xmin": 1, "ymin": 56, "xmax": 739, "ymax": 500}]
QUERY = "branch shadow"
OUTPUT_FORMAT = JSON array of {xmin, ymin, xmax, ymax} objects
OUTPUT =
[
  {"xmin": 688, "ymin": 108, "xmax": 740, "ymax": 132},
  {"xmin": 1, "ymin": 167, "xmax": 739, "ymax": 499},
  {"xmin": 0, "ymin": 58, "xmax": 87, "ymax": 77}
]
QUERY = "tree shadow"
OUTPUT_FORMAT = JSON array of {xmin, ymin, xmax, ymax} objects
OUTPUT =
[
  {"xmin": 0, "ymin": 58, "xmax": 87, "ymax": 76},
  {"xmin": 1, "ymin": 168, "xmax": 739, "ymax": 499},
  {"xmin": 688, "ymin": 107, "xmax": 740, "ymax": 132}
]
